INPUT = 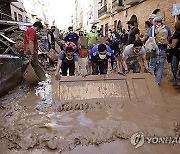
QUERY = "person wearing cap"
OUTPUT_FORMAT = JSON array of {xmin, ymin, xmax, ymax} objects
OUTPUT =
[
  {"xmin": 64, "ymin": 26, "xmax": 79, "ymax": 52},
  {"xmin": 87, "ymin": 25, "xmax": 99, "ymax": 49},
  {"xmin": 89, "ymin": 43, "xmax": 121, "ymax": 75},
  {"xmin": 127, "ymin": 20, "xmax": 140, "ymax": 45},
  {"xmin": 47, "ymin": 26, "xmax": 56, "ymax": 50},
  {"xmin": 148, "ymin": 16, "xmax": 171, "ymax": 85},
  {"xmin": 55, "ymin": 42, "xmax": 80, "ymax": 77},
  {"xmin": 24, "ymin": 21, "xmax": 43, "ymax": 61},
  {"xmin": 148, "ymin": 14, "xmax": 157, "ymax": 26}
]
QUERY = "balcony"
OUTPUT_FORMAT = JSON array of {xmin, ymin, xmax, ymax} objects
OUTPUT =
[
  {"xmin": 98, "ymin": 4, "xmax": 111, "ymax": 20},
  {"xmin": 112, "ymin": 0, "xmax": 124, "ymax": 13},
  {"xmin": 124, "ymin": 0, "xmax": 141, "ymax": 6},
  {"xmin": 0, "ymin": 12, "xmax": 13, "ymax": 21}
]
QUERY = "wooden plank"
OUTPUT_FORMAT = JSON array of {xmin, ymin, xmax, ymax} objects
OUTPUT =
[{"xmin": 57, "ymin": 73, "xmax": 164, "ymax": 104}]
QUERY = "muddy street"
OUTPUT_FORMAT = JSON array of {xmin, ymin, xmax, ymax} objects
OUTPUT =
[
  {"xmin": 0, "ymin": 1, "xmax": 180, "ymax": 153},
  {"xmin": 0, "ymin": 65, "xmax": 180, "ymax": 154}
]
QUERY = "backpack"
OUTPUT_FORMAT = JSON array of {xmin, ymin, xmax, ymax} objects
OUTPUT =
[
  {"xmin": 144, "ymin": 26, "xmax": 159, "ymax": 56},
  {"xmin": 112, "ymin": 32, "xmax": 120, "ymax": 44},
  {"xmin": 155, "ymin": 25, "xmax": 168, "ymax": 45}
]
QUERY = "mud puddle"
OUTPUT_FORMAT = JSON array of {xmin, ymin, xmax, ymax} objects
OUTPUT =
[{"xmin": 0, "ymin": 72, "xmax": 180, "ymax": 153}]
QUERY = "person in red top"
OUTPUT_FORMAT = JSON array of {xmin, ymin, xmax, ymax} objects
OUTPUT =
[{"xmin": 24, "ymin": 21, "xmax": 43, "ymax": 60}]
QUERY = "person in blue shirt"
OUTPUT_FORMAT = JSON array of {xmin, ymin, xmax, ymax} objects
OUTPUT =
[
  {"xmin": 89, "ymin": 44, "xmax": 120, "ymax": 75},
  {"xmin": 64, "ymin": 26, "xmax": 79, "ymax": 52},
  {"xmin": 148, "ymin": 16, "xmax": 171, "ymax": 85}
]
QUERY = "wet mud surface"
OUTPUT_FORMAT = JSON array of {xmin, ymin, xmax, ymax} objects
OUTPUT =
[{"xmin": 0, "ymin": 66, "xmax": 180, "ymax": 154}]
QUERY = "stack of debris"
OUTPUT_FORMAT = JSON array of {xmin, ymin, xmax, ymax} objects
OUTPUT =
[
  {"xmin": 0, "ymin": 24, "xmax": 47, "ymax": 93},
  {"xmin": 0, "ymin": 24, "xmax": 61, "ymax": 70}
]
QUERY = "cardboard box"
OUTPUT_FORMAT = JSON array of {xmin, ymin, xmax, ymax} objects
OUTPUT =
[
  {"xmin": 47, "ymin": 48, "xmax": 58, "ymax": 62},
  {"xmin": 98, "ymin": 37, "xmax": 108, "ymax": 44},
  {"xmin": 55, "ymin": 41, "xmax": 61, "ymax": 53},
  {"xmin": 31, "ymin": 62, "xmax": 46, "ymax": 81},
  {"xmin": 23, "ymin": 63, "xmax": 40, "ymax": 85},
  {"xmin": 23, "ymin": 62, "xmax": 46, "ymax": 85},
  {"xmin": 79, "ymin": 36, "xmax": 88, "ymax": 48}
]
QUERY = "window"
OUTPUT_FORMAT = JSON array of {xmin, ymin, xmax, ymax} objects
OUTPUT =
[
  {"xmin": 152, "ymin": 9, "xmax": 165, "ymax": 21},
  {"xmin": 14, "ymin": 12, "xmax": 17, "ymax": 21},
  {"xmin": 114, "ymin": 20, "xmax": 117, "ymax": 31},
  {"xmin": 101, "ymin": 25, "xmax": 104, "ymax": 32},
  {"xmin": 104, "ymin": 0, "xmax": 107, "ymax": 6},
  {"xmin": 105, "ymin": 23, "xmax": 108, "ymax": 37},
  {"xmin": 130, "ymin": 14, "xmax": 138, "ymax": 28},
  {"xmin": 26, "ymin": 17, "xmax": 28, "ymax": 22},
  {"xmin": 117, "ymin": 20, "xmax": 122, "ymax": 31},
  {"xmin": 18, "ymin": 14, "xmax": 23, "ymax": 22},
  {"xmin": 119, "ymin": 0, "xmax": 123, "ymax": 6}
]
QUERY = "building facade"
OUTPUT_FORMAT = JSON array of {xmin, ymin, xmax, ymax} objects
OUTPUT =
[
  {"xmin": 0, "ymin": 0, "xmax": 18, "ymax": 21},
  {"xmin": 98, "ymin": 0, "xmax": 180, "ymax": 36},
  {"xmin": 74, "ymin": 0, "xmax": 99, "ymax": 32},
  {"xmin": 11, "ymin": 0, "xmax": 29, "ymax": 22},
  {"xmin": 21, "ymin": 0, "xmax": 54, "ymax": 26}
]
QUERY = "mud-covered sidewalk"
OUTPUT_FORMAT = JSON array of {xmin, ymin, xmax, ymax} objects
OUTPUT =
[{"xmin": 0, "ymin": 65, "xmax": 180, "ymax": 154}]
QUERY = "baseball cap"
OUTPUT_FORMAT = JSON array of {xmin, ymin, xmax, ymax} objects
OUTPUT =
[
  {"xmin": 153, "ymin": 16, "xmax": 162, "ymax": 23},
  {"xmin": 92, "ymin": 25, "xmax": 96, "ymax": 29},
  {"xmin": 68, "ymin": 26, "xmax": 73, "ymax": 30},
  {"xmin": 149, "ymin": 14, "xmax": 157, "ymax": 19}
]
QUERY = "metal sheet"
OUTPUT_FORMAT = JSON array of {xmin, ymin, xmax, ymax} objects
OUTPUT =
[{"xmin": 0, "ymin": 54, "xmax": 22, "ymax": 97}]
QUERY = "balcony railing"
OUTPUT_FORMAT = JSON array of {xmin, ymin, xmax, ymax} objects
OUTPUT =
[
  {"xmin": 112, "ymin": 0, "xmax": 123, "ymax": 8},
  {"xmin": 98, "ymin": 4, "xmax": 107, "ymax": 18},
  {"xmin": 124, "ymin": 0, "xmax": 141, "ymax": 6},
  {"xmin": 112, "ymin": 0, "xmax": 124, "ymax": 12},
  {"xmin": 0, "ymin": 12, "xmax": 13, "ymax": 21}
]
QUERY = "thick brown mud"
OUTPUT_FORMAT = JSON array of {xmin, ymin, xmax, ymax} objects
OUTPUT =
[{"xmin": 0, "ymin": 64, "xmax": 180, "ymax": 154}]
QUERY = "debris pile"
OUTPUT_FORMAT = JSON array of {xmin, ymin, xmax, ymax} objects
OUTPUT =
[{"xmin": 0, "ymin": 24, "xmax": 60, "ymax": 70}]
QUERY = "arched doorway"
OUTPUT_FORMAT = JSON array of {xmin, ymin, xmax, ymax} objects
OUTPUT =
[
  {"xmin": 130, "ymin": 14, "xmax": 138, "ymax": 28},
  {"xmin": 117, "ymin": 20, "xmax": 122, "ymax": 32},
  {"xmin": 152, "ymin": 9, "xmax": 165, "ymax": 20}
]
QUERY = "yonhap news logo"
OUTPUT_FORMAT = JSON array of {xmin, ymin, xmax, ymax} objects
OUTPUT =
[{"xmin": 130, "ymin": 132, "xmax": 180, "ymax": 148}]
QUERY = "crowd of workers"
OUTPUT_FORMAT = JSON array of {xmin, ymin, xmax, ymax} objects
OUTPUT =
[{"xmin": 23, "ymin": 13, "xmax": 180, "ymax": 87}]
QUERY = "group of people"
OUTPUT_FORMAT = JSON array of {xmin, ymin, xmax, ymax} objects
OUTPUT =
[{"xmin": 23, "ymin": 13, "xmax": 180, "ymax": 86}]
